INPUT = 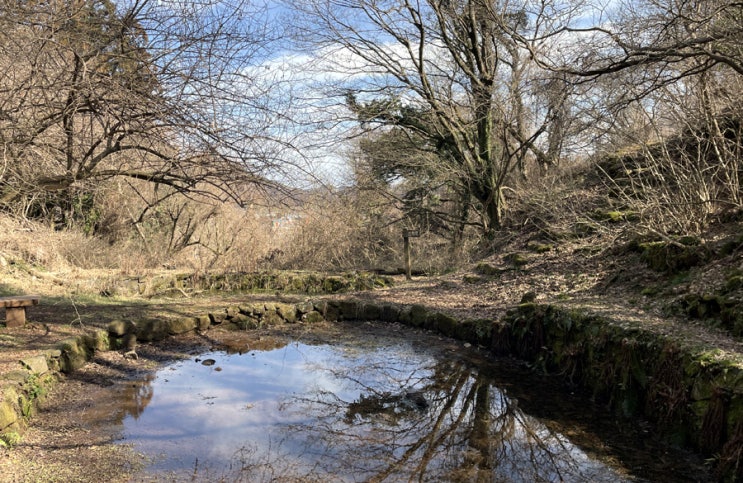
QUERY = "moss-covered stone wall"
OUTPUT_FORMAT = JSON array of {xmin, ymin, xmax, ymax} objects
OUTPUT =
[
  {"xmin": 4, "ymin": 297, "xmax": 742, "ymax": 478},
  {"xmin": 492, "ymin": 303, "xmax": 743, "ymax": 478}
]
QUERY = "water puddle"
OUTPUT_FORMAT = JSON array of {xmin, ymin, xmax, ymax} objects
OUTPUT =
[{"xmin": 115, "ymin": 326, "xmax": 703, "ymax": 481}]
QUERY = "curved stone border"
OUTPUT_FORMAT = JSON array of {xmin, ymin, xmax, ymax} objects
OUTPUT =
[
  {"xmin": 2, "ymin": 297, "xmax": 741, "ymax": 478},
  {"xmin": 0, "ymin": 352, "xmax": 59, "ymax": 447}
]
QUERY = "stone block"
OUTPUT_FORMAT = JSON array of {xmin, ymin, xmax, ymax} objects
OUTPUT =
[
  {"xmin": 108, "ymin": 319, "xmax": 135, "ymax": 337},
  {"xmin": 0, "ymin": 400, "xmax": 18, "ymax": 431},
  {"xmin": 359, "ymin": 303, "xmax": 382, "ymax": 321},
  {"xmin": 20, "ymin": 356, "xmax": 48, "ymax": 375},
  {"xmin": 83, "ymin": 329, "xmax": 110, "ymax": 351},
  {"xmin": 275, "ymin": 303, "xmax": 298, "ymax": 323},
  {"xmin": 303, "ymin": 311, "xmax": 325, "ymax": 324},
  {"xmin": 196, "ymin": 315, "xmax": 211, "ymax": 331},
  {"xmin": 168, "ymin": 317, "xmax": 198, "ymax": 335},
  {"xmin": 135, "ymin": 319, "xmax": 170, "ymax": 342}
]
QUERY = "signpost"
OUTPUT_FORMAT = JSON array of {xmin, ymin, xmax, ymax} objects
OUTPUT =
[{"xmin": 402, "ymin": 229, "xmax": 420, "ymax": 280}]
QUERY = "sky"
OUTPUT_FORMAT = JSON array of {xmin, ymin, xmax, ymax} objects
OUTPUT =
[{"xmin": 134, "ymin": 0, "xmax": 624, "ymax": 188}]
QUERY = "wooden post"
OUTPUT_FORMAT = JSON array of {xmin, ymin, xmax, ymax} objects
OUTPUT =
[
  {"xmin": 402, "ymin": 229, "xmax": 419, "ymax": 280},
  {"xmin": 403, "ymin": 230, "xmax": 411, "ymax": 280}
]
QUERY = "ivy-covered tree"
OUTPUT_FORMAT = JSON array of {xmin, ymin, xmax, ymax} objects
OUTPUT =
[
  {"xmin": 296, "ymin": 0, "xmax": 576, "ymax": 236},
  {"xmin": 350, "ymin": 96, "xmax": 476, "ymax": 253}
]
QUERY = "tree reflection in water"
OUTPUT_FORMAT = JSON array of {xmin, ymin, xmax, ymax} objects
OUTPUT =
[
  {"xmin": 282, "ymin": 358, "xmax": 624, "ymax": 482},
  {"xmin": 119, "ymin": 334, "xmax": 639, "ymax": 482},
  {"xmin": 212, "ymin": 346, "xmax": 628, "ymax": 482}
]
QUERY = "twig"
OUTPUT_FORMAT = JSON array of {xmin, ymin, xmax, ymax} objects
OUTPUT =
[{"xmin": 68, "ymin": 295, "xmax": 84, "ymax": 327}]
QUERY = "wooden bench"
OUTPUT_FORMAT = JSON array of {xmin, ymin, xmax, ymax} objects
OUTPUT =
[{"xmin": 1, "ymin": 295, "xmax": 41, "ymax": 328}]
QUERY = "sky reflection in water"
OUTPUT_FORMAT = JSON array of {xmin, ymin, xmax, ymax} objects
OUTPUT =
[{"xmin": 122, "ymin": 337, "xmax": 630, "ymax": 482}]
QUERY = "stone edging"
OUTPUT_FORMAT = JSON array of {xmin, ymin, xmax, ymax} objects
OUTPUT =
[{"xmin": 2, "ymin": 298, "xmax": 741, "ymax": 478}]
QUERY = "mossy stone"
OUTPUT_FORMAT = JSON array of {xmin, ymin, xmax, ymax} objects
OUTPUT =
[
  {"xmin": 263, "ymin": 311, "xmax": 284, "ymax": 326},
  {"xmin": 57, "ymin": 337, "xmax": 90, "ymax": 372},
  {"xmin": 474, "ymin": 263, "xmax": 502, "ymax": 276},
  {"xmin": 135, "ymin": 319, "xmax": 170, "ymax": 342},
  {"xmin": 295, "ymin": 302, "xmax": 315, "ymax": 314},
  {"xmin": 457, "ymin": 319, "xmax": 493, "ymax": 345},
  {"xmin": 107, "ymin": 319, "xmax": 135, "ymax": 337},
  {"xmin": 166, "ymin": 317, "xmax": 197, "ymax": 335},
  {"xmin": 359, "ymin": 303, "xmax": 382, "ymax": 321},
  {"xmin": 196, "ymin": 315, "xmax": 211, "ymax": 331},
  {"xmin": 303, "ymin": 311, "xmax": 325, "ymax": 324},
  {"xmin": 640, "ymin": 241, "xmax": 709, "ymax": 273},
  {"xmin": 409, "ymin": 304, "xmax": 428, "ymax": 327},
  {"xmin": 83, "ymin": 329, "xmax": 110, "ymax": 351},
  {"xmin": 338, "ymin": 300, "xmax": 360, "ymax": 320},
  {"xmin": 230, "ymin": 314, "xmax": 259, "ymax": 330},
  {"xmin": 431, "ymin": 312, "xmax": 458, "ymax": 337},
  {"xmin": 380, "ymin": 304, "xmax": 401, "ymax": 322},
  {"xmin": 208, "ymin": 311, "xmax": 229, "ymax": 325},
  {"xmin": 503, "ymin": 253, "xmax": 529, "ymax": 267},
  {"xmin": 275, "ymin": 303, "xmax": 298, "ymax": 323},
  {"xmin": 0, "ymin": 400, "xmax": 18, "ymax": 431}
]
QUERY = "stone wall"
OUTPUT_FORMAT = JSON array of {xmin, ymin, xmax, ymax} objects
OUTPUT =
[{"xmin": 2, "ymin": 297, "xmax": 742, "ymax": 478}]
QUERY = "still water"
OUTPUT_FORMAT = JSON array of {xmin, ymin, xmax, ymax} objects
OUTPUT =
[{"xmin": 117, "ymin": 327, "xmax": 700, "ymax": 482}]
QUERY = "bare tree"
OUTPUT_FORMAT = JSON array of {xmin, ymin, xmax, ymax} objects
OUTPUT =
[
  {"xmin": 548, "ymin": 0, "xmax": 743, "ymax": 80},
  {"xmin": 0, "ymin": 0, "xmax": 293, "ymax": 225},
  {"xmin": 534, "ymin": 0, "xmax": 743, "ymax": 233},
  {"xmin": 292, "ymin": 0, "xmax": 578, "ymax": 236}
]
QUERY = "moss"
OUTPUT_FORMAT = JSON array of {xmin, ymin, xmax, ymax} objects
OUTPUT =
[
  {"xmin": 725, "ymin": 275, "xmax": 743, "ymax": 293},
  {"xmin": 463, "ymin": 275, "xmax": 486, "ymax": 284},
  {"xmin": 573, "ymin": 221, "xmax": 598, "ymax": 237},
  {"xmin": 0, "ymin": 431, "xmax": 21, "ymax": 448},
  {"xmin": 323, "ymin": 277, "xmax": 347, "ymax": 293},
  {"xmin": 474, "ymin": 263, "xmax": 502, "ymax": 276},
  {"xmin": 303, "ymin": 311, "xmax": 324, "ymax": 324},
  {"xmin": 526, "ymin": 241, "xmax": 553, "ymax": 253},
  {"xmin": 408, "ymin": 304, "xmax": 428, "ymax": 327},
  {"xmin": 503, "ymin": 252, "xmax": 529, "ymax": 267},
  {"xmin": 592, "ymin": 209, "xmax": 639, "ymax": 223},
  {"xmin": 639, "ymin": 240, "xmax": 710, "ymax": 273},
  {"xmin": 430, "ymin": 312, "xmax": 458, "ymax": 337}
]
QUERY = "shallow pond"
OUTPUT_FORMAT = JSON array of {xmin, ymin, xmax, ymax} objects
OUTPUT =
[{"xmin": 116, "ymin": 324, "xmax": 706, "ymax": 482}]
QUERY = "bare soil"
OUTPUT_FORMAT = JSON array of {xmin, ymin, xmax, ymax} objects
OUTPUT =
[{"xmin": 0, "ymin": 226, "xmax": 742, "ymax": 481}]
